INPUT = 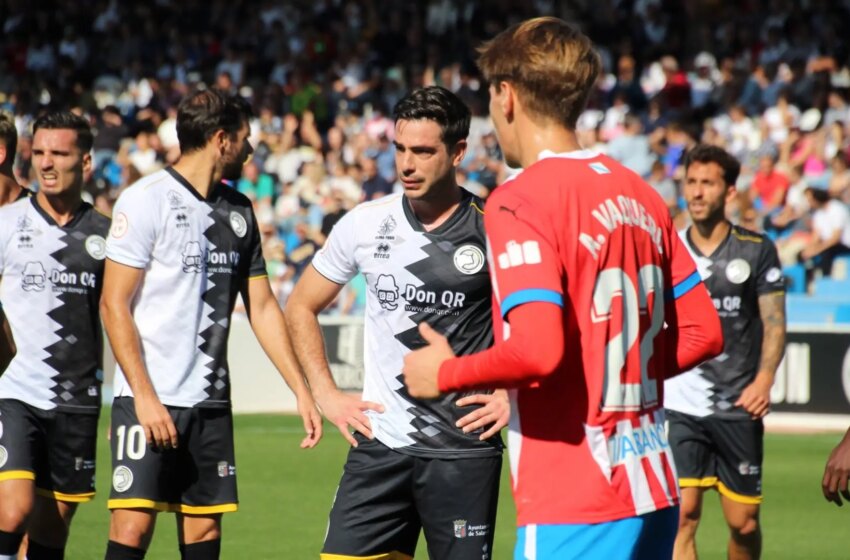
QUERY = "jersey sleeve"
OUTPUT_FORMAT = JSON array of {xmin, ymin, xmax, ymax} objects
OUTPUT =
[
  {"xmin": 485, "ymin": 187, "xmax": 563, "ymax": 320},
  {"xmin": 755, "ymin": 237, "xmax": 785, "ymax": 295},
  {"xmin": 666, "ymin": 226, "xmax": 701, "ymax": 302},
  {"xmin": 310, "ymin": 209, "xmax": 359, "ymax": 285},
  {"xmin": 105, "ymin": 186, "xmax": 159, "ymax": 268},
  {"xmin": 245, "ymin": 208, "xmax": 267, "ymax": 279}
]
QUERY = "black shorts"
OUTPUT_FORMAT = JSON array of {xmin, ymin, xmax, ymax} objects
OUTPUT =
[
  {"xmin": 107, "ymin": 397, "xmax": 238, "ymax": 514},
  {"xmin": 666, "ymin": 409, "xmax": 763, "ymax": 504},
  {"xmin": 0, "ymin": 398, "xmax": 98, "ymax": 502},
  {"xmin": 322, "ymin": 434, "xmax": 501, "ymax": 560}
]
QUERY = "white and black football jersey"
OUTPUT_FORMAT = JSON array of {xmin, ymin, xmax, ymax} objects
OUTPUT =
[
  {"xmin": 665, "ymin": 225, "xmax": 785, "ymax": 419},
  {"xmin": 0, "ymin": 197, "xmax": 109, "ymax": 413},
  {"xmin": 313, "ymin": 190, "xmax": 501, "ymax": 459},
  {"xmin": 106, "ymin": 168, "xmax": 266, "ymax": 408}
]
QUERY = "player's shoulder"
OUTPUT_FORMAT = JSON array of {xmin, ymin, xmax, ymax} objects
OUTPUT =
[
  {"xmin": 86, "ymin": 202, "xmax": 112, "ymax": 232},
  {"xmin": 347, "ymin": 192, "xmax": 403, "ymax": 223},
  {"xmin": 730, "ymin": 225, "xmax": 769, "ymax": 245},
  {"xmin": 217, "ymin": 182, "xmax": 254, "ymax": 211},
  {"xmin": 0, "ymin": 196, "xmax": 30, "ymax": 219},
  {"xmin": 116, "ymin": 169, "xmax": 174, "ymax": 204}
]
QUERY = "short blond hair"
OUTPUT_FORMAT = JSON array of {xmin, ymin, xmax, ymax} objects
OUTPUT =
[{"xmin": 477, "ymin": 17, "xmax": 601, "ymax": 129}]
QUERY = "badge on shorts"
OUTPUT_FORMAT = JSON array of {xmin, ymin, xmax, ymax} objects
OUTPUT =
[
  {"xmin": 218, "ymin": 461, "xmax": 228, "ymax": 477},
  {"xmin": 725, "ymin": 258, "xmax": 751, "ymax": 284},
  {"xmin": 112, "ymin": 466, "xmax": 133, "ymax": 493},
  {"xmin": 453, "ymin": 519, "xmax": 468, "ymax": 538},
  {"xmin": 0, "ymin": 445, "xmax": 7, "ymax": 469}
]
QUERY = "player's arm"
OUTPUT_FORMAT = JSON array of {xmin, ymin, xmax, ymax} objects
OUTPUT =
[
  {"xmin": 405, "ymin": 190, "xmax": 567, "ymax": 397},
  {"xmin": 737, "ymin": 241, "xmax": 787, "ymax": 418},
  {"xmin": 285, "ymin": 265, "xmax": 384, "ymax": 447},
  {"xmin": 100, "ymin": 259, "xmax": 178, "ymax": 449},
  {"xmin": 734, "ymin": 291, "xmax": 785, "ymax": 418},
  {"xmin": 824, "ymin": 426, "xmax": 850, "ymax": 506},
  {"xmin": 0, "ymin": 301, "xmax": 15, "ymax": 373},
  {"xmin": 662, "ymin": 226, "xmax": 724, "ymax": 377},
  {"xmin": 241, "ymin": 275, "xmax": 322, "ymax": 448}
]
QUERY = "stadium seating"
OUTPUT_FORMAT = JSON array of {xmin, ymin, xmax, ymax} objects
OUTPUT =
[{"xmin": 786, "ymin": 294, "xmax": 850, "ymax": 324}]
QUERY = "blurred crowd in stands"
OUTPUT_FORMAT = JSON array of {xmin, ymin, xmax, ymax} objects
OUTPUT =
[{"xmin": 3, "ymin": 0, "xmax": 850, "ymax": 310}]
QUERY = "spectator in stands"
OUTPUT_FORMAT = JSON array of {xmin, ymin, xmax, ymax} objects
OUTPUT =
[
  {"xmin": 799, "ymin": 187, "xmax": 850, "ymax": 277},
  {"xmin": 827, "ymin": 152, "xmax": 850, "ymax": 204},
  {"xmin": 751, "ymin": 149, "xmax": 790, "ymax": 214},
  {"xmin": 607, "ymin": 113, "xmax": 654, "ymax": 178},
  {"xmin": 360, "ymin": 156, "xmax": 393, "ymax": 201},
  {"xmin": 238, "ymin": 160, "xmax": 275, "ymax": 206}
]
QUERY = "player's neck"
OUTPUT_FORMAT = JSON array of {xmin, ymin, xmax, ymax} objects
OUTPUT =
[
  {"xmin": 690, "ymin": 217, "xmax": 731, "ymax": 255},
  {"xmin": 172, "ymin": 152, "xmax": 221, "ymax": 199},
  {"xmin": 407, "ymin": 182, "xmax": 463, "ymax": 232},
  {"xmin": 516, "ymin": 119, "xmax": 583, "ymax": 169},
  {"xmin": 35, "ymin": 189, "xmax": 83, "ymax": 226},
  {"xmin": 0, "ymin": 171, "xmax": 22, "ymax": 206}
]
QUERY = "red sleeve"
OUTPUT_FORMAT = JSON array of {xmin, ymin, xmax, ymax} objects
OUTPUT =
[
  {"xmin": 437, "ymin": 185, "xmax": 567, "ymax": 392},
  {"xmin": 484, "ymin": 187, "xmax": 563, "ymax": 321},
  {"xmin": 438, "ymin": 301, "xmax": 564, "ymax": 392},
  {"xmin": 663, "ymin": 226, "xmax": 723, "ymax": 376}
]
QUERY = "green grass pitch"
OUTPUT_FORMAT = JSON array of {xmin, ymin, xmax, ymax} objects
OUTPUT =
[{"xmin": 65, "ymin": 413, "xmax": 849, "ymax": 559}]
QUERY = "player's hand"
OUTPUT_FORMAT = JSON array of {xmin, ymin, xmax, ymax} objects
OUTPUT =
[
  {"xmin": 134, "ymin": 394, "xmax": 178, "ymax": 450},
  {"xmin": 316, "ymin": 390, "xmax": 384, "ymax": 447},
  {"xmin": 296, "ymin": 392, "xmax": 323, "ymax": 449},
  {"xmin": 735, "ymin": 372, "xmax": 773, "ymax": 419},
  {"xmin": 823, "ymin": 428, "xmax": 850, "ymax": 506},
  {"xmin": 402, "ymin": 323, "xmax": 455, "ymax": 399},
  {"xmin": 456, "ymin": 389, "xmax": 510, "ymax": 441}
]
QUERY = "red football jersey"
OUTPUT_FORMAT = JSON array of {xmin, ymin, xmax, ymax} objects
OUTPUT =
[{"xmin": 485, "ymin": 151, "xmax": 701, "ymax": 526}]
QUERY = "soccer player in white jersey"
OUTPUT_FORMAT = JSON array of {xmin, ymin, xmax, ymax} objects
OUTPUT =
[
  {"xmin": 285, "ymin": 86, "xmax": 509, "ymax": 559},
  {"xmin": 100, "ymin": 89, "xmax": 321, "ymax": 560},
  {"xmin": 0, "ymin": 112, "xmax": 109, "ymax": 560},
  {"xmin": 666, "ymin": 145, "xmax": 786, "ymax": 560},
  {"xmin": 0, "ymin": 112, "xmax": 29, "ymax": 374}
]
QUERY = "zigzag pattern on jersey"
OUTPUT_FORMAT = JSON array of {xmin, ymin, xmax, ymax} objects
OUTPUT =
[
  {"xmin": 394, "ymin": 235, "xmax": 469, "ymax": 448},
  {"xmin": 198, "ymin": 205, "xmax": 233, "ymax": 402},
  {"xmin": 42, "ymin": 228, "xmax": 100, "ymax": 409}
]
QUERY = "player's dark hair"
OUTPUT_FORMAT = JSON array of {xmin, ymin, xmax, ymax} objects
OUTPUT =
[
  {"xmin": 393, "ymin": 86, "xmax": 471, "ymax": 148},
  {"xmin": 684, "ymin": 144, "xmax": 741, "ymax": 187},
  {"xmin": 0, "ymin": 112, "xmax": 16, "ymax": 164},
  {"xmin": 176, "ymin": 88, "xmax": 253, "ymax": 154},
  {"xmin": 32, "ymin": 111, "xmax": 93, "ymax": 153}
]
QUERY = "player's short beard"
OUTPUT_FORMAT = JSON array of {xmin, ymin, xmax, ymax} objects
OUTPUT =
[{"xmin": 221, "ymin": 157, "xmax": 244, "ymax": 182}]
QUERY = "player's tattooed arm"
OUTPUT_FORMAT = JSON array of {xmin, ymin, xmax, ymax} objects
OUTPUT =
[
  {"xmin": 757, "ymin": 291, "xmax": 787, "ymax": 377},
  {"xmin": 736, "ymin": 291, "xmax": 786, "ymax": 418}
]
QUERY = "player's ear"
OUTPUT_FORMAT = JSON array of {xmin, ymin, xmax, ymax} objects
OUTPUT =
[
  {"xmin": 0, "ymin": 144, "xmax": 6, "ymax": 167},
  {"xmin": 725, "ymin": 183, "xmax": 738, "ymax": 204},
  {"xmin": 451, "ymin": 139, "xmax": 468, "ymax": 167},
  {"xmin": 500, "ymin": 81, "xmax": 515, "ymax": 123},
  {"xmin": 81, "ymin": 151, "xmax": 92, "ymax": 176}
]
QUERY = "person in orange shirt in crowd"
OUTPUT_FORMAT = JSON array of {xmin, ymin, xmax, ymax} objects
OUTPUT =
[{"xmin": 750, "ymin": 151, "xmax": 790, "ymax": 215}]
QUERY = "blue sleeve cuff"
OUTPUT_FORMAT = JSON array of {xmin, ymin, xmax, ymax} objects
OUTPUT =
[
  {"xmin": 667, "ymin": 270, "xmax": 701, "ymax": 301},
  {"xmin": 500, "ymin": 288, "xmax": 563, "ymax": 318}
]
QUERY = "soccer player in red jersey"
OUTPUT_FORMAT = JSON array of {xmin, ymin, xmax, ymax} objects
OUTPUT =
[{"xmin": 403, "ymin": 17, "xmax": 723, "ymax": 559}]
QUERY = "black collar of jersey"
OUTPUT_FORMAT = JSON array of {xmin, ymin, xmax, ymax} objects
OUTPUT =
[
  {"xmin": 402, "ymin": 188, "xmax": 478, "ymax": 235},
  {"xmin": 15, "ymin": 186, "xmax": 31, "ymax": 201},
  {"xmin": 166, "ymin": 166, "xmax": 221, "ymax": 202},
  {"xmin": 685, "ymin": 222, "xmax": 732, "ymax": 259},
  {"xmin": 30, "ymin": 195, "xmax": 92, "ymax": 229}
]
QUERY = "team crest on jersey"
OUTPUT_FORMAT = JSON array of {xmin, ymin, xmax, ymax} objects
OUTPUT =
[
  {"xmin": 16, "ymin": 215, "xmax": 32, "ymax": 231},
  {"xmin": 229, "ymin": 211, "xmax": 248, "ymax": 238},
  {"xmin": 167, "ymin": 190, "xmax": 184, "ymax": 208},
  {"xmin": 85, "ymin": 235, "xmax": 107, "ymax": 260},
  {"xmin": 112, "ymin": 466, "xmax": 133, "ymax": 493},
  {"xmin": 453, "ymin": 245, "xmax": 485, "ymax": 275},
  {"xmin": 182, "ymin": 242, "xmax": 203, "ymax": 273},
  {"xmin": 377, "ymin": 215, "xmax": 397, "ymax": 239},
  {"xmin": 725, "ymin": 258, "xmax": 751, "ymax": 284},
  {"xmin": 110, "ymin": 212, "xmax": 129, "ymax": 239},
  {"xmin": 22, "ymin": 261, "xmax": 46, "ymax": 291},
  {"xmin": 0, "ymin": 445, "xmax": 7, "ymax": 468},
  {"xmin": 453, "ymin": 519, "xmax": 467, "ymax": 538},
  {"xmin": 765, "ymin": 267, "xmax": 782, "ymax": 283},
  {"xmin": 375, "ymin": 274, "xmax": 400, "ymax": 310}
]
